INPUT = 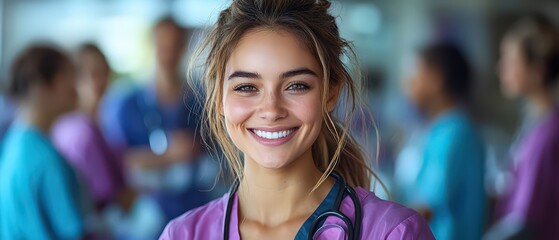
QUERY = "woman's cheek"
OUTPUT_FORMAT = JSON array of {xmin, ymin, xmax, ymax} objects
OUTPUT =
[
  {"xmin": 504, "ymin": 61, "xmax": 526, "ymax": 95},
  {"xmin": 224, "ymin": 96, "xmax": 255, "ymax": 126},
  {"xmin": 287, "ymin": 94, "xmax": 322, "ymax": 124}
]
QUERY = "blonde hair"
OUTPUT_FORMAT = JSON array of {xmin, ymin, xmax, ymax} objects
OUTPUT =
[{"xmin": 189, "ymin": 0, "xmax": 384, "ymax": 190}]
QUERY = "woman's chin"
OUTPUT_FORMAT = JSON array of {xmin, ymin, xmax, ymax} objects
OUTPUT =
[
  {"xmin": 254, "ymin": 158, "xmax": 292, "ymax": 170},
  {"xmin": 242, "ymin": 144, "xmax": 314, "ymax": 171},
  {"xmin": 245, "ymin": 152, "xmax": 297, "ymax": 170}
]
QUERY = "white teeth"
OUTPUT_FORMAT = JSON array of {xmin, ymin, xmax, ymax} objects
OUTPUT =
[{"xmin": 253, "ymin": 129, "xmax": 294, "ymax": 139}]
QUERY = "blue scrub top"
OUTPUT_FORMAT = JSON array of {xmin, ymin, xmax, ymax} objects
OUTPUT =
[
  {"xmin": 99, "ymin": 84, "xmax": 209, "ymax": 220},
  {"xmin": 414, "ymin": 108, "xmax": 486, "ymax": 240},
  {"xmin": 0, "ymin": 122, "xmax": 84, "ymax": 240}
]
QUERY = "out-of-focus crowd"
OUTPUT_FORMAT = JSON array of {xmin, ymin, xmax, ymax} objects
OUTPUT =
[{"xmin": 0, "ymin": 3, "xmax": 558, "ymax": 240}]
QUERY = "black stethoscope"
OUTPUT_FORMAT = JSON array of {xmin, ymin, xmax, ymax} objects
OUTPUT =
[{"xmin": 223, "ymin": 172, "xmax": 362, "ymax": 240}]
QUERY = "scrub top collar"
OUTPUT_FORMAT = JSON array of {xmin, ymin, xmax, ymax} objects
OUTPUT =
[
  {"xmin": 294, "ymin": 179, "xmax": 341, "ymax": 240},
  {"xmin": 227, "ymin": 178, "xmax": 342, "ymax": 240}
]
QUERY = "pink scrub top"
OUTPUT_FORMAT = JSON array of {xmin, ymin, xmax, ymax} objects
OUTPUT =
[
  {"xmin": 498, "ymin": 107, "xmax": 559, "ymax": 239},
  {"xmin": 52, "ymin": 112, "xmax": 124, "ymax": 208},
  {"xmin": 160, "ymin": 186, "xmax": 434, "ymax": 239}
]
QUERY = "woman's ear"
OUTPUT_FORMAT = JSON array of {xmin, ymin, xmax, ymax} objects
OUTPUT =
[{"xmin": 327, "ymin": 81, "xmax": 342, "ymax": 112}]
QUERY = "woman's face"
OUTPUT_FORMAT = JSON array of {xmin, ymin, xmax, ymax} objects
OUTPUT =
[
  {"xmin": 222, "ymin": 29, "xmax": 325, "ymax": 169},
  {"xmin": 49, "ymin": 62, "xmax": 77, "ymax": 115},
  {"xmin": 405, "ymin": 57, "xmax": 441, "ymax": 113},
  {"xmin": 155, "ymin": 23, "xmax": 184, "ymax": 72},
  {"xmin": 78, "ymin": 52, "xmax": 110, "ymax": 104},
  {"xmin": 499, "ymin": 39, "xmax": 537, "ymax": 98}
]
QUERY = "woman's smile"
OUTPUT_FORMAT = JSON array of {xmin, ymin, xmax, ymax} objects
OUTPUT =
[{"xmin": 248, "ymin": 127, "xmax": 299, "ymax": 146}]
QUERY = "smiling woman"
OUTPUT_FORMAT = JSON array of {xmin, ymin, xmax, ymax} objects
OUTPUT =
[
  {"xmin": 223, "ymin": 29, "xmax": 325, "ymax": 170},
  {"xmin": 159, "ymin": 0, "xmax": 434, "ymax": 239}
]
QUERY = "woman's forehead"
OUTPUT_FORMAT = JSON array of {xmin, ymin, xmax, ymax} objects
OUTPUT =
[{"xmin": 225, "ymin": 28, "xmax": 322, "ymax": 78}]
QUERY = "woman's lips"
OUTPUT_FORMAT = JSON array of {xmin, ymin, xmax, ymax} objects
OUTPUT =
[{"xmin": 248, "ymin": 127, "xmax": 299, "ymax": 146}]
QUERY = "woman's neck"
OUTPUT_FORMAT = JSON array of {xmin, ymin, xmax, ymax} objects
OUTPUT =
[
  {"xmin": 238, "ymin": 149, "xmax": 334, "ymax": 228},
  {"xmin": 526, "ymin": 89, "xmax": 555, "ymax": 118},
  {"xmin": 79, "ymin": 99, "xmax": 99, "ymax": 121},
  {"xmin": 156, "ymin": 71, "xmax": 181, "ymax": 105},
  {"xmin": 18, "ymin": 103, "xmax": 57, "ymax": 134},
  {"xmin": 427, "ymin": 96, "xmax": 456, "ymax": 121}
]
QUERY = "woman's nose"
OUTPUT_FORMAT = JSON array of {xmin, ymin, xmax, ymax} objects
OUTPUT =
[{"xmin": 257, "ymin": 92, "xmax": 287, "ymax": 121}]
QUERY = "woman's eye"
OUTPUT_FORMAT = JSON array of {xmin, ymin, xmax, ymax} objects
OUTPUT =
[
  {"xmin": 233, "ymin": 84, "xmax": 258, "ymax": 93},
  {"xmin": 286, "ymin": 83, "xmax": 310, "ymax": 91}
]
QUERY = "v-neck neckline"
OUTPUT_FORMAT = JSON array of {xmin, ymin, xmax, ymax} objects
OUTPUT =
[{"xmin": 229, "ymin": 180, "xmax": 341, "ymax": 240}]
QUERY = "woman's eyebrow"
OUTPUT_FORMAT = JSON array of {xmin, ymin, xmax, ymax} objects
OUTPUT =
[
  {"xmin": 228, "ymin": 71, "xmax": 260, "ymax": 80},
  {"xmin": 227, "ymin": 68, "xmax": 317, "ymax": 80},
  {"xmin": 280, "ymin": 68, "xmax": 318, "ymax": 79}
]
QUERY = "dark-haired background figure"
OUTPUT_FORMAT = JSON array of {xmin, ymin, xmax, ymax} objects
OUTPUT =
[
  {"xmin": 0, "ymin": 45, "xmax": 88, "ymax": 239},
  {"xmin": 396, "ymin": 42, "xmax": 486, "ymax": 240},
  {"xmin": 485, "ymin": 14, "xmax": 559, "ymax": 240},
  {"xmin": 97, "ymin": 17, "xmax": 221, "ymax": 239}
]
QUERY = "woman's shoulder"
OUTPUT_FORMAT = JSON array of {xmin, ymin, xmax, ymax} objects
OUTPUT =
[
  {"xmin": 523, "ymin": 108, "xmax": 559, "ymax": 152},
  {"xmin": 159, "ymin": 193, "xmax": 229, "ymax": 240},
  {"xmin": 538, "ymin": 108, "xmax": 559, "ymax": 138},
  {"xmin": 52, "ymin": 113, "xmax": 103, "ymax": 146},
  {"xmin": 354, "ymin": 187, "xmax": 435, "ymax": 239}
]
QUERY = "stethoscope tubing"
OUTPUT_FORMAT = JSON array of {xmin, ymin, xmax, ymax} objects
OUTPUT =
[
  {"xmin": 223, "ymin": 180, "xmax": 239, "ymax": 240},
  {"xmin": 223, "ymin": 173, "xmax": 362, "ymax": 240}
]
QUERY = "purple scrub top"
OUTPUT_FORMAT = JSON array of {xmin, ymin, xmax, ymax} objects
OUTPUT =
[
  {"xmin": 160, "ymin": 186, "xmax": 434, "ymax": 239},
  {"xmin": 498, "ymin": 107, "xmax": 559, "ymax": 239},
  {"xmin": 52, "ymin": 112, "xmax": 124, "ymax": 207}
]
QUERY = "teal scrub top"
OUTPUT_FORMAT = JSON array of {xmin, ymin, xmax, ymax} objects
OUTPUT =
[
  {"xmin": 0, "ymin": 122, "xmax": 84, "ymax": 240},
  {"xmin": 415, "ymin": 108, "xmax": 486, "ymax": 240}
]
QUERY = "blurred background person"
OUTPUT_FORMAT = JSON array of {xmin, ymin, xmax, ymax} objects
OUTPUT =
[
  {"xmin": 98, "ymin": 16, "xmax": 215, "ymax": 239},
  {"xmin": 51, "ymin": 43, "xmax": 133, "ymax": 217},
  {"xmin": 0, "ymin": 45, "xmax": 88, "ymax": 239},
  {"xmin": 397, "ymin": 42, "xmax": 486, "ymax": 240},
  {"xmin": 485, "ymin": 14, "xmax": 559, "ymax": 240}
]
